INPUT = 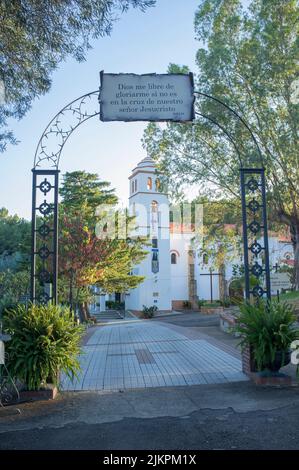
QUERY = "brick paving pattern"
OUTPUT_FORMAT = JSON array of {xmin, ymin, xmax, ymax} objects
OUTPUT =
[{"xmin": 61, "ymin": 321, "xmax": 247, "ymax": 391}]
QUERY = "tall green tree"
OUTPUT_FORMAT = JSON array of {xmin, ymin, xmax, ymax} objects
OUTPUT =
[
  {"xmin": 0, "ymin": 0, "xmax": 155, "ymax": 151},
  {"xmin": 59, "ymin": 170, "xmax": 118, "ymax": 227},
  {"xmin": 143, "ymin": 0, "xmax": 299, "ymax": 286},
  {"xmin": 0, "ymin": 207, "xmax": 31, "ymax": 270},
  {"xmin": 58, "ymin": 171, "xmax": 147, "ymax": 320}
]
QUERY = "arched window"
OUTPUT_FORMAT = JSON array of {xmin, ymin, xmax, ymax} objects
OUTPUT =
[
  {"xmin": 155, "ymin": 178, "xmax": 160, "ymax": 191},
  {"xmin": 147, "ymin": 177, "xmax": 152, "ymax": 190},
  {"xmin": 171, "ymin": 253, "xmax": 177, "ymax": 264},
  {"xmin": 151, "ymin": 200, "xmax": 158, "ymax": 213}
]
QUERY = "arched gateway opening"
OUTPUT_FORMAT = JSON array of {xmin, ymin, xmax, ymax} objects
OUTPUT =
[{"xmin": 30, "ymin": 72, "xmax": 271, "ymax": 306}]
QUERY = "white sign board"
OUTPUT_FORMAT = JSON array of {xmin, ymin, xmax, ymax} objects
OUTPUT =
[
  {"xmin": 100, "ymin": 72, "xmax": 195, "ymax": 122},
  {"xmin": 270, "ymin": 272, "xmax": 291, "ymax": 292}
]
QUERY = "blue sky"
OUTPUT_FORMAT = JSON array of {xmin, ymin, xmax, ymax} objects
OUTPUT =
[{"xmin": 0, "ymin": 0, "xmax": 200, "ymax": 219}]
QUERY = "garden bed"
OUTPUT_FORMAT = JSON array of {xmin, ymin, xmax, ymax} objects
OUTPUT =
[{"xmin": 200, "ymin": 306, "xmax": 224, "ymax": 315}]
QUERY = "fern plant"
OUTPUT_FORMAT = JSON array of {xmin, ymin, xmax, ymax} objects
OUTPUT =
[
  {"xmin": 234, "ymin": 300, "xmax": 299, "ymax": 371},
  {"xmin": 3, "ymin": 303, "xmax": 84, "ymax": 391}
]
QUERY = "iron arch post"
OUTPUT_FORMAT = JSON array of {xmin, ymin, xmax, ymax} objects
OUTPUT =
[
  {"xmin": 194, "ymin": 92, "xmax": 271, "ymax": 301},
  {"xmin": 31, "ymin": 90, "xmax": 100, "ymax": 304}
]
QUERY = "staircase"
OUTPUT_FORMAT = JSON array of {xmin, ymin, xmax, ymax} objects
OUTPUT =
[{"xmin": 93, "ymin": 310, "xmax": 125, "ymax": 323}]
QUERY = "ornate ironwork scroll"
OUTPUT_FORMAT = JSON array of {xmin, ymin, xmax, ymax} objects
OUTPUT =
[
  {"xmin": 31, "ymin": 170, "xmax": 59, "ymax": 304},
  {"xmin": 34, "ymin": 91, "xmax": 99, "ymax": 169},
  {"xmin": 240, "ymin": 168, "xmax": 271, "ymax": 300}
]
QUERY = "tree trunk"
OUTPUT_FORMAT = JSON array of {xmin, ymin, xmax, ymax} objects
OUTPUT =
[
  {"xmin": 78, "ymin": 302, "xmax": 90, "ymax": 323},
  {"xmin": 219, "ymin": 264, "xmax": 227, "ymax": 300}
]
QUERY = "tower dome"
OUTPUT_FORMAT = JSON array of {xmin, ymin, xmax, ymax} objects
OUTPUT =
[{"xmin": 136, "ymin": 155, "xmax": 156, "ymax": 170}]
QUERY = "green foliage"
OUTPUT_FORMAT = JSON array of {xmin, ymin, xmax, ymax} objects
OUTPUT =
[
  {"xmin": 3, "ymin": 303, "xmax": 84, "ymax": 391},
  {"xmin": 142, "ymin": 305, "xmax": 157, "ymax": 318},
  {"xmin": 218, "ymin": 298, "xmax": 231, "ymax": 308},
  {"xmin": 58, "ymin": 171, "xmax": 147, "ymax": 316},
  {"xmin": 105, "ymin": 300, "xmax": 125, "ymax": 310},
  {"xmin": 0, "ymin": 208, "xmax": 31, "ymax": 264},
  {"xmin": 0, "ymin": 0, "xmax": 155, "ymax": 152},
  {"xmin": 59, "ymin": 171, "xmax": 118, "ymax": 229},
  {"xmin": 0, "ymin": 269, "xmax": 30, "ymax": 314},
  {"xmin": 143, "ymin": 1, "xmax": 299, "ymax": 283},
  {"xmin": 234, "ymin": 300, "xmax": 299, "ymax": 371},
  {"xmin": 197, "ymin": 298, "xmax": 206, "ymax": 309}
]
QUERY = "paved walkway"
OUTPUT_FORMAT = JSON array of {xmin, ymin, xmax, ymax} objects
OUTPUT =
[{"xmin": 61, "ymin": 320, "xmax": 247, "ymax": 391}]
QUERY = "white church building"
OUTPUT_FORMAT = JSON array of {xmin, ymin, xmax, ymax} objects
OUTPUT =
[{"xmin": 123, "ymin": 156, "xmax": 294, "ymax": 312}]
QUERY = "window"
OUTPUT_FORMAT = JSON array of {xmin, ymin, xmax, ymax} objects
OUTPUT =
[
  {"xmin": 155, "ymin": 178, "xmax": 160, "ymax": 191},
  {"xmin": 132, "ymin": 181, "xmax": 134, "ymax": 193},
  {"xmin": 134, "ymin": 179, "xmax": 137, "ymax": 192},
  {"xmin": 152, "ymin": 251, "xmax": 159, "ymax": 273},
  {"xmin": 151, "ymin": 200, "xmax": 158, "ymax": 213},
  {"xmin": 152, "ymin": 238, "xmax": 158, "ymax": 248},
  {"xmin": 147, "ymin": 177, "xmax": 152, "ymax": 190},
  {"xmin": 171, "ymin": 253, "xmax": 177, "ymax": 264}
]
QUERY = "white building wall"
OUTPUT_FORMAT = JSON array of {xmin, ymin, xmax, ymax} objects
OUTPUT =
[{"xmin": 170, "ymin": 235, "xmax": 191, "ymax": 302}]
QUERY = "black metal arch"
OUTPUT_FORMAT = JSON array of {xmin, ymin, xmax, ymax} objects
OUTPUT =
[
  {"xmin": 34, "ymin": 90, "xmax": 100, "ymax": 169},
  {"xmin": 194, "ymin": 111, "xmax": 243, "ymax": 166},
  {"xmin": 31, "ymin": 90, "xmax": 100, "ymax": 304},
  {"xmin": 30, "ymin": 86, "xmax": 271, "ymax": 305},
  {"xmin": 194, "ymin": 90, "xmax": 264, "ymax": 167}
]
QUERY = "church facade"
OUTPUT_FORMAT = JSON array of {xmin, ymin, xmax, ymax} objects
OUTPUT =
[{"xmin": 125, "ymin": 156, "xmax": 294, "ymax": 312}]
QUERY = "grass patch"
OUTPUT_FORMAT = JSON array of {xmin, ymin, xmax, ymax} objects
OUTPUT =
[{"xmin": 273, "ymin": 291, "xmax": 299, "ymax": 301}]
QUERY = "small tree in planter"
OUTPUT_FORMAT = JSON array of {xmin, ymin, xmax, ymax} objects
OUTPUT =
[
  {"xmin": 3, "ymin": 303, "xmax": 84, "ymax": 392},
  {"xmin": 234, "ymin": 300, "xmax": 299, "ymax": 374}
]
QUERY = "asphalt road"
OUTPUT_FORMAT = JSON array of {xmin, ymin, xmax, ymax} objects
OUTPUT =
[
  {"xmin": 1, "ymin": 382, "xmax": 299, "ymax": 450},
  {"xmin": 153, "ymin": 312, "xmax": 221, "ymax": 328}
]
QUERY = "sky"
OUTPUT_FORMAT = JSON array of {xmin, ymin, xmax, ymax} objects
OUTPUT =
[{"xmin": 0, "ymin": 0, "xmax": 200, "ymax": 220}]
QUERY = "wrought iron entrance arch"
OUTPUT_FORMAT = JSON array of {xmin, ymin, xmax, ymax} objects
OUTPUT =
[
  {"xmin": 193, "ymin": 90, "xmax": 271, "ymax": 301},
  {"xmin": 30, "ymin": 87, "xmax": 271, "ymax": 305},
  {"xmin": 31, "ymin": 90, "xmax": 100, "ymax": 304}
]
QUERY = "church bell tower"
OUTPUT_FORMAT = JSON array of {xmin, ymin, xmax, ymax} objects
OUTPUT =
[{"xmin": 126, "ymin": 156, "xmax": 171, "ymax": 311}]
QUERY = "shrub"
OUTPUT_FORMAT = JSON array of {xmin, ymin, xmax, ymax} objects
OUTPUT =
[
  {"xmin": 142, "ymin": 305, "xmax": 157, "ymax": 318},
  {"xmin": 3, "ymin": 303, "xmax": 84, "ymax": 391},
  {"xmin": 197, "ymin": 299, "xmax": 205, "ymax": 309},
  {"xmin": 234, "ymin": 300, "xmax": 299, "ymax": 371},
  {"xmin": 218, "ymin": 298, "xmax": 231, "ymax": 308},
  {"xmin": 105, "ymin": 300, "xmax": 125, "ymax": 310}
]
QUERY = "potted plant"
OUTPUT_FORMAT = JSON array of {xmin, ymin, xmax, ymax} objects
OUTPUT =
[
  {"xmin": 3, "ymin": 303, "xmax": 84, "ymax": 398},
  {"xmin": 234, "ymin": 300, "xmax": 299, "ymax": 373}
]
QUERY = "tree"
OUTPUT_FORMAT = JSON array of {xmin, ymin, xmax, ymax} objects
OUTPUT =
[
  {"xmin": 0, "ymin": 207, "xmax": 31, "ymax": 270},
  {"xmin": 59, "ymin": 170, "xmax": 118, "ymax": 228},
  {"xmin": 58, "ymin": 171, "xmax": 147, "ymax": 320},
  {"xmin": 0, "ymin": 269, "xmax": 30, "ymax": 314},
  {"xmin": 0, "ymin": 0, "xmax": 155, "ymax": 152},
  {"xmin": 143, "ymin": 1, "xmax": 299, "ymax": 286}
]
